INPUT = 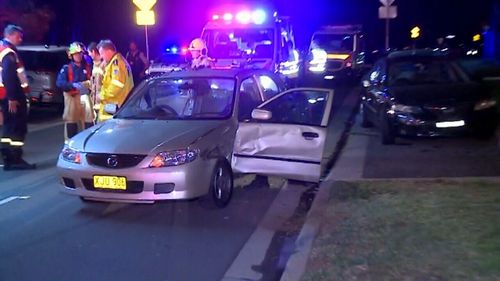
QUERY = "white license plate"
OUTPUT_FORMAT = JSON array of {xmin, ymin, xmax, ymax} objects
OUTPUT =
[{"xmin": 435, "ymin": 120, "xmax": 465, "ymax": 128}]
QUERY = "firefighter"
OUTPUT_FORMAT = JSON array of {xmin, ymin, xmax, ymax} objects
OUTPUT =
[
  {"xmin": 87, "ymin": 42, "xmax": 105, "ymax": 122},
  {"xmin": 188, "ymin": 38, "xmax": 213, "ymax": 69},
  {"xmin": 56, "ymin": 42, "xmax": 93, "ymax": 141},
  {"xmin": 0, "ymin": 25, "xmax": 36, "ymax": 170},
  {"xmin": 97, "ymin": 39, "xmax": 133, "ymax": 122}
]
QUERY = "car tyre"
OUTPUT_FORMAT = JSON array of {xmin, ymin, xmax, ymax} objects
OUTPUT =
[
  {"xmin": 203, "ymin": 159, "xmax": 234, "ymax": 209},
  {"xmin": 360, "ymin": 103, "xmax": 373, "ymax": 128},
  {"xmin": 380, "ymin": 113, "xmax": 396, "ymax": 145}
]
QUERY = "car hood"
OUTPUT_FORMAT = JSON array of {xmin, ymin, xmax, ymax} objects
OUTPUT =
[
  {"xmin": 69, "ymin": 119, "xmax": 226, "ymax": 155},
  {"xmin": 388, "ymin": 83, "xmax": 486, "ymax": 105}
]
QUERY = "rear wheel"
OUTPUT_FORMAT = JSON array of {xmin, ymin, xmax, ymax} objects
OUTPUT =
[
  {"xmin": 204, "ymin": 159, "xmax": 234, "ymax": 208},
  {"xmin": 380, "ymin": 113, "xmax": 396, "ymax": 145},
  {"xmin": 360, "ymin": 103, "xmax": 373, "ymax": 128}
]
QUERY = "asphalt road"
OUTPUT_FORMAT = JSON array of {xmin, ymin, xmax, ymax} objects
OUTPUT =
[{"xmin": 0, "ymin": 85, "xmax": 354, "ymax": 281}]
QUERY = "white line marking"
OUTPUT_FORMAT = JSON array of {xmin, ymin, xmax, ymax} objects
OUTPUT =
[{"xmin": 0, "ymin": 196, "xmax": 31, "ymax": 206}]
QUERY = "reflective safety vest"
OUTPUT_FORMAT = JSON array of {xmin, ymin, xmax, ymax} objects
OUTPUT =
[
  {"xmin": 66, "ymin": 62, "xmax": 91, "ymax": 95},
  {"xmin": 0, "ymin": 45, "xmax": 29, "ymax": 100}
]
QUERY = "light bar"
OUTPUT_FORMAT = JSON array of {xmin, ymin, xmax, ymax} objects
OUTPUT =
[
  {"xmin": 327, "ymin": 54, "xmax": 350, "ymax": 60},
  {"xmin": 223, "ymin": 13, "xmax": 233, "ymax": 21},
  {"xmin": 212, "ymin": 9, "xmax": 267, "ymax": 24},
  {"xmin": 236, "ymin": 11, "xmax": 251, "ymax": 24}
]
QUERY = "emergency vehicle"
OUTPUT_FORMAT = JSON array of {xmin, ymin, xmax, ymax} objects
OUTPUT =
[
  {"xmin": 201, "ymin": 9, "xmax": 300, "ymax": 84},
  {"xmin": 305, "ymin": 25, "xmax": 366, "ymax": 81}
]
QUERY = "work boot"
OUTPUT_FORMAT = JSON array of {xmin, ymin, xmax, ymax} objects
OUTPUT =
[{"xmin": 4, "ymin": 158, "xmax": 36, "ymax": 171}]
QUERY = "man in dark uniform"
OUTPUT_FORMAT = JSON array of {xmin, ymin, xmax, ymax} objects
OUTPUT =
[{"xmin": 0, "ymin": 25, "xmax": 36, "ymax": 170}]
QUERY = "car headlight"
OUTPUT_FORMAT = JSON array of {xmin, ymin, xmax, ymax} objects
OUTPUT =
[
  {"xmin": 308, "ymin": 48, "xmax": 327, "ymax": 73},
  {"xmin": 474, "ymin": 99, "xmax": 497, "ymax": 111},
  {"xmin": 61, "ymin": 146, "xmax": 81, "ymax": 164},
  {"xmin": 149, "ymin": 148, "xmax": 200, "ymax": 168},
  {"xmin": 390, "ymin": 104, "xmax": 423, "ymax": 114}
]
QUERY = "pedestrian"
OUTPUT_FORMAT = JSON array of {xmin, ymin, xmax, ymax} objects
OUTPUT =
[
  {"xmin": 0, "ymin": 25, "xmax": 36, "ymax": 170},
  {"xmin": 56, "ymin": 42, "xmax": 93, "ymax": 141},
  {"xmin": 188, "ymin": 38, "xmax": 213, "ymax": 69},
  {"xmin": 87, "ymin": 42, "xmax": 105, "ymax": 122},
  {"xmin": 97, "ymin": 39, "xmax": 134, "ymax": 122},
  {"xmin": 125, "ymin": 40, "xmax": 148, "ymax": 84}
]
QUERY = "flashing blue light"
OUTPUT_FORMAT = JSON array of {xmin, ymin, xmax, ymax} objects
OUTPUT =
[
  {"xmin": 171, "ymin": 47, "xmax": 178, "ymax": 54},
  {"xmin": 253, "ymin": 9, "xmax": 266, "ymax": 25}
]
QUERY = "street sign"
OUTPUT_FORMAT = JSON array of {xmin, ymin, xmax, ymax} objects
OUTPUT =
[
  {"xmin": 136, "ymin": 10, "xmax": 155, "ymax": 25},
  {"xmin": 133, "ymin": 0, "xmax": 156, "ymax": 11},
  {"xmin": 473, "ymin": 34, "xmax": 481, "ymax": 42},
  {"xmin": 378, "ymin": 6, "xmax": 397, "ymax": 19},
  {"xmin": 380, "ymin": 0, "xmax": 395, "ymax": 6},
  {"xmin": 411, "ymin": 26, "xmax": 421, "ymax": 39}
]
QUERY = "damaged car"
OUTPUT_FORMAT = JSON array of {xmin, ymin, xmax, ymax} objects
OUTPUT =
[{"xmin": 57, "ymin": 68, "xmax": 334, "ymax": 207}]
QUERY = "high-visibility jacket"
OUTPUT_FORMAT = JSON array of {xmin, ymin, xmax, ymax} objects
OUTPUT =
[
  {"xmin": 99, "ymin": 53, "xmax": 134, "ymax": 121},
  {"xmin": 0, "ymin": 40, "xmax": 30, "ymax": 101}
]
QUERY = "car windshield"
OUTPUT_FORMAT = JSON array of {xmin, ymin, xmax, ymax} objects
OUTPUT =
[
  {"xmin": 18, "ymin": 50, "xmax": 69, "ymax": 72},
  {"xmin": 311, "ymin": 34, "xmax": 354, "ymax": 52},
  {"xmin": 205, "ymin": 28, "xmax": 274, "ymax": 59},
  {"xmin": 117, "ymin": 77, "xmax": 235, "ymax": 120},
  {"xmin": 388, "ymin": 59, "xmax": 467, "ymax": 86}
]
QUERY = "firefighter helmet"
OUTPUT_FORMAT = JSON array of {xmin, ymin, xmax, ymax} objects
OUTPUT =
[
  {"xmin": 68, "ymin": 42, "xmax": 84, "ymax": 58},
  {"xmin": 188, "ymin": 38, "xmax": 208, "ymax": 53}
]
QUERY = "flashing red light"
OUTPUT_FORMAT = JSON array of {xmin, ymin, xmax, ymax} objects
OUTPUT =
[
  {"xmin": 236, "ymin": 11, "xmax": 251, "ymax": 24},
  {"xmin": 212, "ymin": 14, "xmax": 220, "ymax": 20},
  {"xmin": 181, "ymin": 47, "xmax": 188, "ymax": 54}
]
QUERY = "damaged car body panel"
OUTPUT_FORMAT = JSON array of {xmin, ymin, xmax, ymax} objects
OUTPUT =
[{"xmin": 232, "ymin": 88, "xmax": 334, "ymax": 183}]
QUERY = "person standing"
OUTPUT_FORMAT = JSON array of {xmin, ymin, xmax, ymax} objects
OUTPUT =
[
  {"xmin": 87, "ymin": 42, "xmax": 105, "ymax": 122},
  {"xmin": 57, "ymin": 42, "xmax": 93, "ymax": 141},
  {"xmin": 188, "ymin": 38, "xmax": 213, "ymax": 69},
  {"xmin": 125, "ymin": 41, "xmax": 149, "ymax": 85},
  {"xmin": 97, "ymin": 40, "xmax": 134, "ymax": 122},
  {"xmin": 0, "ymin": 25, "xmax": 36, "ymax": 170}
]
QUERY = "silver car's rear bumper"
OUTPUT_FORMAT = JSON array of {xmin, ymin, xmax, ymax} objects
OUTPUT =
[{"xmin": 57, "ymin": 155, "xmax": 215, "ymax": 203}]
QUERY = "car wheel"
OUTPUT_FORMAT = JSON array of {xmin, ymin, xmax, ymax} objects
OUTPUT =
[
  {"xmin": 205, "ymin": 159, "xmax": 233, "ymax": 208},
  {"xmin": 380, "ymin": 113, "xmax": 396, "ymax": 145},
  {"xmin": 360, "ymin": 103, "xmax": 373, "ymax": 128}
]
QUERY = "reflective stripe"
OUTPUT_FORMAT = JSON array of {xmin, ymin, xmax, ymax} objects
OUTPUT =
[
  {"xmin": 10, "ymin": 141, "xmax": 24, "ymax": 147},
  {"xmin": 111, "ymin": 79, "xmax": 125, "ymax": 88},
  {"xmin": 16, "ymin": 67, "xmax": 25, "ymax": 73},
  {"xmin": 1, "ymin": 138, "xmax": 12, "ymax": 143},
  {"xmin": 93, "ymin": 68, "xmax": 104, "ymax": 75}
]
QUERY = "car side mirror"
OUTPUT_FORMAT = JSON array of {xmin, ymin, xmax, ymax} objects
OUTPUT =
[
  {"xmin": 251, "ymin": 109, "xmax": 272, "ymax": 121},
  {"xmin": 104, "ymin": 103, "xmax": 118, "ymax": 115}
]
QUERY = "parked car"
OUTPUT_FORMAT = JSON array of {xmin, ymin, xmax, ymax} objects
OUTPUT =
[
  {"xmin": 361, "ymin": 50, "xmax": 498, "ymax": 144},
  {"xmin": 17, "ymin": 45, "xmax": 69, "ymax": 105},
  {"xmin": 57, "ymin": 68, "xmax": 334, "ymax": 207},
  {"xmin": 145, "ymin": 47, "xmax": 189, "ymax": 77}
]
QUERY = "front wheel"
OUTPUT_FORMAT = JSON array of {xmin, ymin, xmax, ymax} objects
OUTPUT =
[{"xmin": 204, "ymin": 159, "xmax": 234, "ymax": 208}]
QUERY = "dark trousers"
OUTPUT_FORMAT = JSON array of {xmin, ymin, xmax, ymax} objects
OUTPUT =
[{"xmin": 1, "ymin": 98, "xmax": 28, "ymax": 163}]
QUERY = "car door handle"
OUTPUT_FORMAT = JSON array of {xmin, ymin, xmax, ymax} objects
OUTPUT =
[{"xmin": 302, "ymin": 132, "xmax": 319, "ymax": 140}]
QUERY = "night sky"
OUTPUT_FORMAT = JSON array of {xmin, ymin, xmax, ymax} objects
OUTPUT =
[{"xmin": 3, "ymin": 0, "xmax": 497, "ymax": 57}]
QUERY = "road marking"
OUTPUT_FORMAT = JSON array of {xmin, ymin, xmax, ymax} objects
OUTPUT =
[
  {"xmin": 28, "ymin": 120, "xmax": 64, "ymax": 133},
  {"xmin": 0, "ymin": 196, "xmax": 31, "ymax": 206}
]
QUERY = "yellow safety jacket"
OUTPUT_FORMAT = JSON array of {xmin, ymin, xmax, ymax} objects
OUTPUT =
[{"xmin": 98, "ymin": 53, "xmax": 134, "ymax": 121}]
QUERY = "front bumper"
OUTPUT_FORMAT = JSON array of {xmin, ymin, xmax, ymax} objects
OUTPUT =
[
  {"xmin": 392, "ymin": 108, "xmax": 498, "ymax": 137},
  {"xmin": 57, "ymin": 154, "xmax": 215, "ymax": 203}
]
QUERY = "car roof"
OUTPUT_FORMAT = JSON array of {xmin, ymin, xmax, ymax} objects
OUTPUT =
[
  {"xmin": 160, "ymin": 68, "xmax": 270, "ymax": 79},
  {"xmin": 17, "ymin": 45, "xmax": 68, "ymax": 52}
]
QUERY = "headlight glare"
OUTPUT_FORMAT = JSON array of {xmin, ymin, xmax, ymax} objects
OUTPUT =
[{"xmin": 474, "ymin": 99, "xmax": 497, "ymax": 111}]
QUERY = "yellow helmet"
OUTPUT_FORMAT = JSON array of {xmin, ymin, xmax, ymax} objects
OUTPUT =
[
  {"xmin": 68, "ymin": 42, "xmax": 84, "ymax": 56},
  {"xmin": 188, "ymin": 38, "xmax": 207, "ymax": 52}
]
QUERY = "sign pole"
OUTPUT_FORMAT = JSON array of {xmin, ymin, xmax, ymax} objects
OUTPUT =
[
  {"xmin": 145, "ymin": 25, "xmax": 150, "ymax": 61},
  {"xmin": 385, "ymin": 17, "xmax": 390, "ymax": 50}
]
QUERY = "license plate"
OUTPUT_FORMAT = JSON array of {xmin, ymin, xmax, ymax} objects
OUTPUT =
[
  {"xmin": 435, "ymin": 120, "xmax": 465, "ymax": 128},
  {"xmin": 93, "ymin": 175, "xmax": 127, "ymax": 190}
]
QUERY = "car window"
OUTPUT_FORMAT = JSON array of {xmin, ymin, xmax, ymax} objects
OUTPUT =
[
  {"xmin": 388, "ymin": 59, "xmax": 466, "ymax": 86},
  {"xmin": 238, "ymin": 77, "xmax": 263, "ymax": 121},
  {"xmin": 257, "ymin": 75, "xmax": 280, "ymax": 100},
  {"xmin": 117, "ymin": 78, "xmax": 235, "ymax": 120},
  {"xmin": 259, "ymin": 90, "xmax": 329, "ymax": 126},
  {"xmin": 19, "ymin": 50, "xmax": 69, "ymax": 72}
]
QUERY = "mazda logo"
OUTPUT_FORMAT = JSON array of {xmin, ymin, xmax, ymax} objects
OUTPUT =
[{"xmin": 107, "ymin": 155, "xmax": 119, "ymax": 168}]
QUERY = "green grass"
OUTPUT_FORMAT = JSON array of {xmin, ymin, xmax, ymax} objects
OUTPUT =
[{"xmin": 302, "ymin": 180, "xmax": 500, "ymax": 281}]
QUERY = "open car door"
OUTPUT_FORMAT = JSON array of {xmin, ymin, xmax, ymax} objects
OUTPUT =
[{"xmin": 232, "ymin": 88, "xmax": 334, "ymax": 183}]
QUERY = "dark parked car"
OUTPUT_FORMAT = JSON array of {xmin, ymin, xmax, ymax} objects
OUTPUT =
[{"xmin": 361, "ymin": 50, "xmax": 498, "ymax": 144}]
